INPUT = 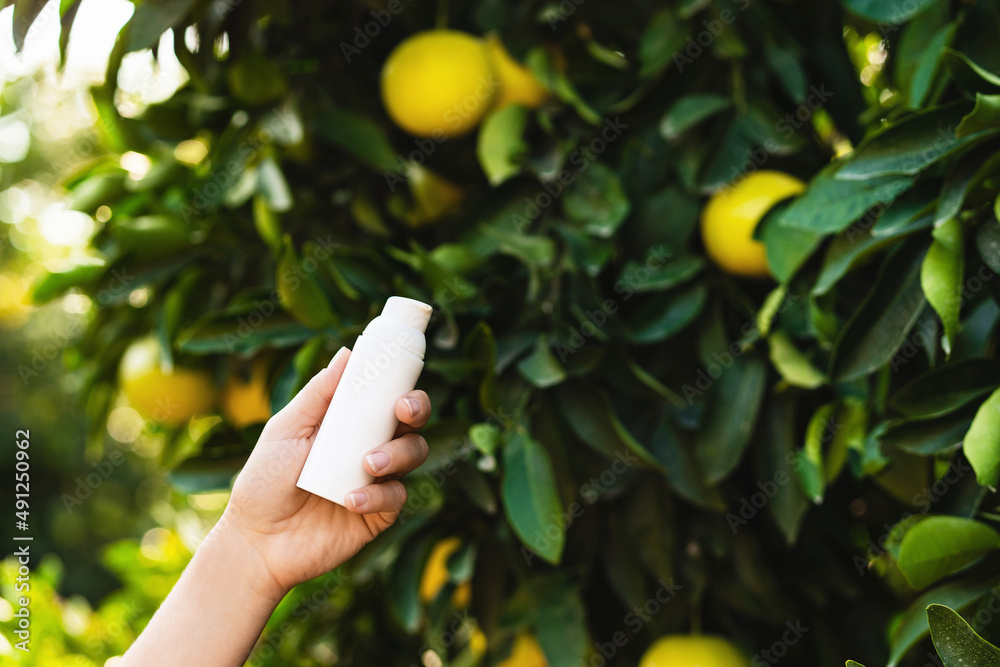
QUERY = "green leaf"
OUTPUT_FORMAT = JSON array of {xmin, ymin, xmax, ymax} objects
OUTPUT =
[
  {"xmin": 943, "ymin": 48, "xmax": 1000, "ymax": 92},
  {"xmin": 316, "ymin": 108, "xmax": 399, "ymax": 173},
  {"xmin": 626, "ymin": 285, "xmax": 707, "ymax": 344},
  {"xmin": 880, "ymin": 412, "xmax": 972, "ymax": 456},
  {"xmin": 617, "ymin": 255, "xmax": 704, "ymax": 293},
  {"xmin": 111, "ymin": 215, "xmax": 192, "ymax": 258},
  {"xmin": 649, "ymin": 421, "xmax": 725, "ymax": 511},
  {"xmin": 841, "ymin": 0, "xmax": 938, "ymax": 23},
  {"xmin": 516, "ymin": 340, "xmax": 568, "ymax": 389},
  {"xmin": 477, "ymin": 106, "xmax": 528, "ymax": 186},
  {"xmin": 797, "ymin": 403, "xmax": 835, "ymax": 503},
  {"xmin": 659, "ymin": 94, "xmax": 731, "ymax": 140},
  {"xmin": 695, "ymin": 356, "xmax": 767, "ymax": 483},
  {"xmin": 12, "ymin": 0, "xmax": 48, "ymax": 51},
  {"xmin": 776, "ymin": 169, "xmax": 915, "ymax": 234},
  {"xmin": 480, "ymin": 224, "xmax": 556, "ymax": 268},
  {"xmin": 830, "ymin": 241, "xmax": 929, "ymax": 381},
  {"xmin": 813, "ymin": 214, "xmax": 933, "ymax": 296},
  {"xmin": 638, "ymin": 8, "xmax": 688, "ymax": 78},
  {"xmin": 168, "ymin": 455, "xmax": 243, "ymax": 494},
  {"xmin": 31, "ymin": 259, "xmax": 106, "ymax": 303},
  {"xmin": 838, "ymin": 102, "xmax": 993, "ymax": 180},
  {"xmin": 891, "ymin": 359, "xmax": 1000, "ymax": 419},
  {"xmin": 887, "ymin": 580, "xmax": 995, "ymax": 667},
  {"xmin": 921, "ymin": 217, "xmax": 964, "ymax": 356},
  {"xmin": 769, "ymin": 331, "xmax": 826, "ymax": 389},
  {"xmin": 927, "ymin": 604, "xmax": 1000, "ymax": 667},
  {"xmin": 958, "ymin": 94, "xmax": 1000, "ymax": 137},
  {"xmin": 536, "ymin": 584, "xmax": 588, "ymax": 667},
  {"xmin": 978, "ymin": 219, "xmax": 1000, "ymax": 274},
  {"xmin": 226, "ymin": 53, "xmax": 288, "ymax": 106},
  {"xmin": 276, "ymin": 237, "xmax": 336, "ymax": 329},
  {"xmin": 964, "ymin": 388, "xmax": 1000, "ymax": 488},
  {"xmin": 897, "ymin": 517, "xmax": 1000, "ymax": 589},
  {"xmin": 563, "ymin": 162, "xmax": 631, "ymax": 238},
  {"xmin": 756, "ymin": 392, "xmax": 810, "ymax": 545},
  {"xmin": 761, "ymin": 212, "xmax": 827, "ymax": 283},
  {"xmin": 555, "ymin": 384, "xmax": 662, "ymax": 468},
  {"xmin": 177, "ymin": 310, "xmax": 315, "ymax": 355},
  {"xmin": 127, "ymin": 0, "xmax": 198, "ymax": 52},
  {"xmin": 846, "ymin": 662, "xmax": 866, "ymax": 667},
  {"xmin": 501, "ymin": 429, "xmax": 566, "ymax": 564}
]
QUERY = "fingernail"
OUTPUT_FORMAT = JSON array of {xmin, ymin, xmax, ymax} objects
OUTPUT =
[
  {"xmin": 405, "ymin": 397, "xmax": 419, "ymax": 417},
  {"xmin": 367, "ymin": 451, "xmax": 390, "ymax": 473},
  {"xmin": 349, "ymin": 492, "xmax": 367, "ymax": 509},
  {"xmin": 328, "ymin": 346, "xmax": 348, "ymax": 368}
]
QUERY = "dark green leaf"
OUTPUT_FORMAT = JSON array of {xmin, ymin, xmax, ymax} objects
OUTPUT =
[
  {"xmin": 958, "ymin": 94, "xmax": 1000, "ymax": 137},
  {"xmin": 837, "ymin": 102, "xmax": 992, "ymax": 180},
  {"xmin": 891, "ymin": 359, "xmax": 1000, "ymax": 419},
  {"xmin": 555, "ymin": 384, "xmax": 662, "ymax": 467},
  {"xmin": 638, "ymin": 8, "xmax": 688, "ymax": 78},
  {"xmin": 226, "ymin": 53, "xmax": 288, "ymax": 106},
  {"xmin": 13, "ymin": 0, "xmax": 51, "ymax": 51},
  {"xmin": 659, "ymin": 94, "xmax": 731, "ymax": 140},
  {"xmin": 897, "ymin": 517, "xmax": 1000, "ymax": 589},
  {"xmin": 536, "ymin": 584, "xmax": 587, "ymax": 667},
  {"xmin": 649, "ymin": 421, "xmax": 725, "ymax": 510},
  {"xmin": 626, "ymin": 285, "xmax": 707, "ymax": 344},
  {"xmin": 756, "ymin": 392, "xmax": 810, "ymax": 545},
  {"xmin": 841, "ymin": 0, "xmax": 938, "ymax": 23},
  {"xmin": 31, "ymin": 259, "xmax": 106, "ymax": 303},
  {"xmin": 927, "ymin": 604, "xmax": 1000, "ymax": 666},
  {"xmin": 501, "ymin": 429, "xmax": 566, "ymax": 564},
  {"xmin": 127, "ymin": 0, "xmax": 198, "ymax": 52},
  {"xmin": 830, "ymin": 241, "xmax": 929, "ymax": 381},
  {"xmin": 316, "ymin": 108, "xmax": 399, "ymax": 173},
  {"xmin": 776, "ymin": 169, "xmax": 915, "ymax": 234},
  {"xmin": 617, "ymin": 255, "xmax": 704, "ymax": 293},
  {"xmin": 177, "ymin": 309, "xmax": 315, "ymax": 355},
  {"xmin": 517, "ymin": 340, "xmax": 568, "ymax": 389},
  {"xmin": 276, "ymin": 237, "xmax": 336, "ymax": 329},
  {"xmin": 563, "ymin": 162, "xmax": 631, "ymax": 238},
  {"xmin": 695, "ymin": 356, "xmax": 767, "ymax": 483}
]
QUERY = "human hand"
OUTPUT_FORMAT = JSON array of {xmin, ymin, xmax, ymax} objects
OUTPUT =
[{"xmin": 221, "ymin": 347, "xmax": 430, "ymax": 597}]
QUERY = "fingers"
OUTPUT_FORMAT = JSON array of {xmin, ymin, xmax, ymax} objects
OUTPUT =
[
  {"xmin": 265, "ymin": 347, "xmax": 350, "ymax": 438},
  {"xmin": 393, "ymin": 390, "xmax": 431, "ymax": 435},
  {"xmin": 346, "ymin": 480, "xmax": 407, "ymax": 514},
  {"xmin": 363, "ymin": 432, "xmax": 428, "ymax": 479}
]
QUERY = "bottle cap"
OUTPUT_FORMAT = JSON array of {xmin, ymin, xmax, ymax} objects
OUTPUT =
[{"xmin": 381, "ymin": 296, "xmax": 433, "ymax": 333}]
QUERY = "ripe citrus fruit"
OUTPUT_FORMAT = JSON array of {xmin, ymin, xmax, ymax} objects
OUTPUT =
[
  {"xmin": 406, "ymin": 164, "xmax": 465, "ymax": 226},
  {"xmin": 119, "ymin": 337, "xmax": 216, "ymax": 426},
  {"xmin": 700, "ymin": 170, "xmax": 806, "ymax": 278},
  {"xmin": 381, "ymin": 30, "xmax": 497, "ymax": 137},
  {"xmin": 639, "ymin": 635, "xmax": 745, "ymax": 667},
  {"xmin": 499, "ymin": 633, "xmax": 548, "ymax": 667},
  {"xmin": 419, "ymin": 537, "xmax": 470, "ymax": 606},
  {"xmin": 222, "ymin": 358, "xmax": 272, "ymax": 428},
  {"xmin": 485, "ymin": 35, "xmax": 548, "ymax": 111}
]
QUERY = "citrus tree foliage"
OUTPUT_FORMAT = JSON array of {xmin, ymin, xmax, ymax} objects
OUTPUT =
[{"xmin": 14, "ymin": 0, "xmax": 1000, "ymax": 664}]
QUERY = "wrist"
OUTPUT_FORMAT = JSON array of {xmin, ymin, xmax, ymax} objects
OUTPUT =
[{"xmin": 203, "ymin": 514, "xmax": 289, "ymax": 605}]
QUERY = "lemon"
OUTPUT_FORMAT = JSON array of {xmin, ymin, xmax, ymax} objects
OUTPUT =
[
  {"xmin": 406, "ymin": 164, "xmax": 465, "ymax": 226},
  {"xmin": 640, "ymin": 635, "xmax": 746, "ymax": 667},
  {"xmin": 222, "ymin": 358, "xmax": 272, "ymax": 428},
  {"xmin": 469, "ymin": 629, "xmax": 488, "ymax": 658},
  {"xmin": 499, "ymin": 634, "xmax": 548, "ymax": 667},
  {"xmin": 700, "ymin": 170, "xmax": 806, "ymax": 278},
  {"xmin": 119, "ymin": 337, "xmax": 216, "ymax": 426},
  {"xmin": 381, "ymin": 30, "xmax": 497, "ymax": 137},
  {"xmin": 486, "ymin": 35, "xmax": 548, "ymax": 110},
  {"xmin": 419, "ymin": 537, "xmax": 470, "ymax": 606}
]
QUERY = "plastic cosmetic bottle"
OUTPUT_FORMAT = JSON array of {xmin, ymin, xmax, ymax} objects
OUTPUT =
[{"xmin": 296, "ymin": 296, "xmax": 433, "ymax": 506}]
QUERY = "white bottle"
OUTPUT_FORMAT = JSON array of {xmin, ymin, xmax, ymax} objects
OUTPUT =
[{"xmin": 296, "ymin": 296, "xmax": 433, "ymax": 506}]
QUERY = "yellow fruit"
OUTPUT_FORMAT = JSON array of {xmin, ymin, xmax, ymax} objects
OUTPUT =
[
  {"xmin": 420, "ymin": 537, "xmax": 468, "ymax": 604},
  {"xmin": 485, "ymin": 35, "xmax": 548, "ymax": 111},
  {"xmin": 119, "ymin": 337, "xmax": 216, "ymax": 426},
  {"xmin": 406, "ymin": 164, "xmax": 465, "ymax": 225},
  {"xmin": 469, "ymin": 629, "xmax": 488, "ymax": 658},
  {"xmin": 499, "ymin": 634, "xmax": 548, "ymax": 667},
  {"xmin": 700, "ymin": 170, "xmax": 806, "ymax": 278},
  {"xmin": 222, "ymin": 358, "xmax": 272, "ymax": 428},
  {"xmin": 640, "ymin": 635, "xmax": 746, "ymax": 667},
  {"xmin": 381, "ymin": 30, "xmax": 497, "ymax": 137}
]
